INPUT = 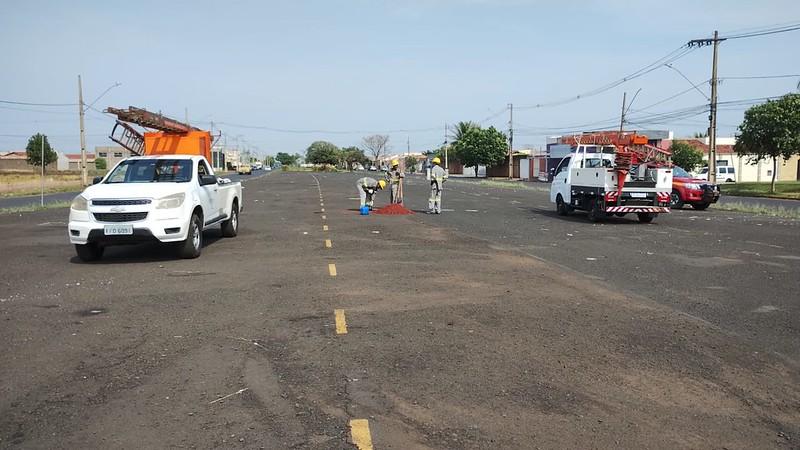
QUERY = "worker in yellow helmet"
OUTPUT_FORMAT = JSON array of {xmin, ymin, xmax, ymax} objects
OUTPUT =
[
  {"xmin": 385, "ymin": 158, "xmax": 405, "ymax": 204},
  {"xmin": 356, "ymin": 177, "xmax": 386, "ymax": 210},
  {"xmin": 428, "ymin": 156, "xmax": 447, "ymax": 214}
]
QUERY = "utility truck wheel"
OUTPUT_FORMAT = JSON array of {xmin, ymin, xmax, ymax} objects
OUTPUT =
[
  {"xmin": 670, "ymin": 189, "xmax": 684, "ymax": 209},
  {"xmin": 75, "ymin": 243, "xmax": 104, "ymax": 262},
  {"xmin": 692, "ymin": 202, "xmax": 710, "ymax": 211},
  {"xmin": 221, "ymin": 201, "xmax": 239, "ymax": 237},
  {"xmin": 587, "ymin": 199, "xmax": 604, "ymax": 223},
  {"xmin": 556, "ymin": 195, "xmax": 570, "ymax": 216},
  {"xmin": 637, "ymin": 212, "xmax": 655, "ymax": 223},
  {"xmin": 179, "ymin": 213, "xmax": 203, "ymax": 259}
]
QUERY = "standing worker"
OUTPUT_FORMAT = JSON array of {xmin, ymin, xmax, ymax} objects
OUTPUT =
[
  {"xmin": 356, "ymin": 177, "xmax": 386, "ymax": 210},
  {"xmin": 428, "ymin": 157, "xmax": 447, "ymax": 214},
  {"xmin": 385, "ymin": 159, "xmax": 405, "ymax": 204}
]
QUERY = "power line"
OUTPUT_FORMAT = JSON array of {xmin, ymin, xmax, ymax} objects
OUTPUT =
[
  {"xmin": 516, "ymin": 45, "xmax": 696, "ymax": 110},
  {"xmin": 721, "ymin": 74, "xmax": 800, "ymax": 80},
  {"xmin": 0, "ymin": 99, "xmax": 76, "ymax": 107},
  {"xmin": 725, "ymin": 23, "xmax": 800, "ymax": 40}
]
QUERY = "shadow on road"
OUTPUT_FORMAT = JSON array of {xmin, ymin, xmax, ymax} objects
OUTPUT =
[
  {"xmin": 530, "ymin": 208, "xmax": 661, "ymax": 225},
  {"xmin": 68, "ymin": 230, "xmax": 224, "ymax": 264}
]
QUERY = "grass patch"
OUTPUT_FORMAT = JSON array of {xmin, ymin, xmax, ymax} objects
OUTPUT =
[
  {"xmin": 0, "ymin": 200, "xmax": 71, "ymax": 215},
  {"xmin": 721, "ymin": 181, "xmax": 800, "ymax": 200},
  {"xmin": 449, "ymin": 178, "xmax": 549, "ymax": 191},
  {"xmin": 715, "ymin": 201, "xmax": 800, "ymax": 219},
  {"xmin": 0, "ymin": 173, "xmax": 83, "ymax": 197}
]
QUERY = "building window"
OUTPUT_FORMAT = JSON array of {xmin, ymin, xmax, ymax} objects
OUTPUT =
[
  {"xmin": 98, "ymin": 152, "xmax": 107, "ymax": 157},
  {"xmin": 114, "ymin": 152, "xmax": 123, "ymax": 157}
]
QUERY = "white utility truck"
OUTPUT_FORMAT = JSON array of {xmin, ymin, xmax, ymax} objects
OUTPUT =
[
  {"xmin": 549, "ymin": 132, "xmax": 673, "ymax": 223},
  {"xmin": 68, "ymin": 155, "xmax": 242, "ymax": 261}
]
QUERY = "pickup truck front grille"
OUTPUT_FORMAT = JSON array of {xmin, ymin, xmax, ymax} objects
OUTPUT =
[
  {"xmin": 92, "ymin": 199, "xmax": 152, "ymax": 206},
  {"xmin": 93, "ymin": 212, "xmax": 148, "ymax": 222}
]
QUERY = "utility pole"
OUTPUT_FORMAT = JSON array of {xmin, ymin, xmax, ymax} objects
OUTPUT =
[
  {"xmin": 688, "ymin": 30, "xmax": 726, "ymax": 184},
  {"xmin": 40, "ymin": 134, "xmax": 44, "ymax": 206},
  {"xmin": 444, "ymin": 123, "xmax": 448, "ymax": 172},
  {"xmin": 619, "ymin": 91, "xmax": 627, "ymax": 134},
  {"xmin": 78, "ymin": 75, "xmax": 87, "ymax": 186},
  {"xmin": 508, "ymin": 103, "xmax": 513, "ymax": 179}
]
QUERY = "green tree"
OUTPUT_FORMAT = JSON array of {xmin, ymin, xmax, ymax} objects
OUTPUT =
[
  {"xmin": 341, "ymin": 146, "xmax": 368, "ymax": 170},
  {"xmin": 404, "ymin": 155, "xmax": 418, "ymax": 173},
  {"xmin": 452, "ymin": 126, "xmax": 508, "ymax": 177},
  {"xmin": 692, "ymin": 131, "xmax": 708, "ymax": 138},
  {"xmin": 263, "ymin": 155, "xmax": 275, "ymax": 167},
  {"xmin": 275, "ymin": 152, "xmax": 297, "ymax": 166},
  {"xmin": 306, "ymin": 141, "xmax": 340, "ymax": 165},
  {"xmin": 95, "ymin": 157, "xmax": 107, "ymax": 171},
  {"xmin": 669, "ymin": 141, "xmax": 704, "ymax": 172},
  {"xmin": 735, "ymin": 93, "xmax": 800, "ymax": 193},
  {"xmin": 25, "ymin": 133, "xmax": 57, "ymax": 173}
]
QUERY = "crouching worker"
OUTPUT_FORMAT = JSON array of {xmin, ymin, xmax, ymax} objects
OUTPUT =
[{"xmin": 356, "ymin": 177, "xmax": 386, "ymax": 210}]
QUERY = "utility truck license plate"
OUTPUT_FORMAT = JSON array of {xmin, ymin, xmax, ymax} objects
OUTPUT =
[
  {"xmin": 630, "ymin": 192, "xmax": 647, "ymax": 198},
  {"xmin": 104, "ymin": 224, "xmax": 133, "ymax": 235}
]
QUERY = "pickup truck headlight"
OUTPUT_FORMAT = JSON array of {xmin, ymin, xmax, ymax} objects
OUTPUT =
[
  {"xmin": 156, "ymin": 192, "xmax": 186, "ymax": 209},
  {"xmin": 70, "ymin": 195, "xmax": 88, "ymax": 211},
  {"xmin": 685, "ymin": 183, "xmax": 702, "ymax": 191}
]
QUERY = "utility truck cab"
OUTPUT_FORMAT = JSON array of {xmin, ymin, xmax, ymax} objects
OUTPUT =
[
  {"xmin": 69, "ymin": 155, "xmax": 242, "ymax": 261},
  {"xmin": 550, "ymin": 133, "xmax": 673, "ymax": 223}
]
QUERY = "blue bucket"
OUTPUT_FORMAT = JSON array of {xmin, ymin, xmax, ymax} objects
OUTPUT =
[{"xmin": 360, "ymin": 205, "xmax": 370, "ymax": 215}]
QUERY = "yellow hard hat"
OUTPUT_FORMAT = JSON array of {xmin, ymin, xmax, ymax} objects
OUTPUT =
[
  {"xmin": 432, "ymin": 156, "xmax": 441, "ymax": 165},
  {"xmin": 377, "ymin": 180, "xmax": 387, "ymax": 189},
  {"xmin": 391, "ymin": 159, "xmax": 399, "ymax": 167}
]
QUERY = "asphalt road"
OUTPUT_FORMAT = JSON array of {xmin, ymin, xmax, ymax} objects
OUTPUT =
[
  {"xmin": 0, "ymin": 170, "xmax": 272, "ymax": 209},
  {"xmin": 1, "ymin": 171, "xmax": 798, "ymax": 449}
]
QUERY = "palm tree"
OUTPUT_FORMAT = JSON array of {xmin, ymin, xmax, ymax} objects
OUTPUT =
[{"xmin": 449, "ymin": 121, "xmax": 478, "ymax": 144}]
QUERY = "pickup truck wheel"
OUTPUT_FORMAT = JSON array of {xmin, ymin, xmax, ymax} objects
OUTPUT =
[
  {"xmin": 556, "ymin": 195, "xmax": 570, "ymax": 216},
  {"xmin": 221, "ymin": 202, "xmax": 239, "ymax": 237},
  {"xmin": 75, "ymin": 243, "xmax": 104, "ymax": 262},
  {"xmin": 637, "ymin": 212, "xmax": 656, "ymax": 223},
  {"xmin": 670, "ymin": 189, "xmax": 684, "ymax": 209},
  {"xmin": 179, "ymin": 213, "xmax": 203, "ymax": 259},
  {"xmin": 587, "ymin": 199, "xmax": 604, "ymax": 223},
  {"xmin": 692, "ymin": 202, "xmax": 710, "ymax": 211}
]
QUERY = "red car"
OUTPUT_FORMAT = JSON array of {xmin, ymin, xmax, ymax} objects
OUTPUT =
[{"xmin": 670, "ymin": 166, "xmax": 720, "ymax": 210}]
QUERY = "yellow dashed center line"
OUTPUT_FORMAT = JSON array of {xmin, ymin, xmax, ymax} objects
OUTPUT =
[
  {"xmin": 325, "ymin": 239, "xmax": 332, "ymax": 248},
  {"xmin": 349, "ymin": 419, "xmax": 374, "ymax": 450},
  {"xmin": 328, "ymin": 263, "xmax": 337, "ymax": 277},
  {"xmin": 334, "ymin": 309, "xmax": 348, "ymax": 334}
]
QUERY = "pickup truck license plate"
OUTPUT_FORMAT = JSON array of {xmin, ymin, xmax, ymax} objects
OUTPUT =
[
  {"xmin": 629, "ymin": 192, "xmax": 647, "ymax": 198},
  {"xmin": 104, "ymin": 224, "xmax": 133, "ymax": 235}
]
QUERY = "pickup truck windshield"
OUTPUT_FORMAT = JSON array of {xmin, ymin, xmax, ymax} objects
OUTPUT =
[
  {"xmin": 106, "ymin": 159, "xmax": 192, "ymax": 183},
  {"xmin": 673, "ymin": 166, "xmax": 691, "ymax": 178}
]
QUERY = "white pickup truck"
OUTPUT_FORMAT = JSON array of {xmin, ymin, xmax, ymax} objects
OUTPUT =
[
  {"xmin": 68, "ymin": 155, "xmax": 242, "ymax": 261},
  {"xmin": 550, "ymin": 144, "xmax": 672, "ymax": 223}
]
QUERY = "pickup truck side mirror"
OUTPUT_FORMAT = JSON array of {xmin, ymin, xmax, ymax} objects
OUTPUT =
[
  {"xmin": 92, "ymin": 176, "xmax": 103, "ymax": 185},
  {"xmin": 199, "ymin": 174, "xmax": 218, "ymax": 186}
]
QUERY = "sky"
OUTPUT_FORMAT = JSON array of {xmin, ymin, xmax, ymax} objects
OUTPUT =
[{"xmin": 1, "ymin": 0, "xmax": 799, "ymax": 158}]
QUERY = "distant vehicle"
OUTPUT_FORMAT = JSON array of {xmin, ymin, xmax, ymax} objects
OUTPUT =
[
  {"xmin": 670, "ymin": 166, "xmax": 720, "ymax": 210},
  {"xmin": 264, "ymin": 166, "xmax": 272, "ymax": 171},
  {"xmin": 237, "ymin": 164, "xmax": 253, "ymax": 175},
  {"xmin": 549, "ymin": 132, "xmax": 672, "ymax": 223},
  {"xmin": 368, "ymin": 165, "xmax": 377, "ymax": 171},
  {"xmin": 252, "ymin": 162, "xmax": 263, "ymax": 170},
  {"xmin": 696, "ymin": 165, "xmax": 736, "ymax": 183},
  {"xmin": 68, "ymin": 155, "xmax": 242, "ymax": 261}
]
